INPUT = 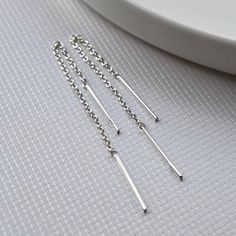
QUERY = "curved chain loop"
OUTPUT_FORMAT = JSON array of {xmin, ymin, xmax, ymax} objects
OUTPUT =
[
  {"xmin": 52, "ymin": 41, "xmax": 116, "ymax": 154},
  {"xmin": 70, "ymin": 35, "xmax": 145, "ymax": 129}
]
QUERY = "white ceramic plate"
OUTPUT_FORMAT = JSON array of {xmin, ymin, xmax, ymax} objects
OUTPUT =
[{"xmin": 85, "ymin": 0, "xmax": 236, "ymax": 75}]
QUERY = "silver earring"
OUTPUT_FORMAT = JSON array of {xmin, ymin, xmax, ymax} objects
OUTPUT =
[
  {"xmin": 71, "ymin": 34, "xmax": 159, "ymax": 122},
  {"xmin": 52, "ymin": 41, "xmax": 147, "ymax": 213},
  {"xmin": 70, "ymin": 35, "xmax": 183, "ymax": 181},
  {"xmin": 56, "ymin": 41, "xmax": 120, "ymax": 134}
]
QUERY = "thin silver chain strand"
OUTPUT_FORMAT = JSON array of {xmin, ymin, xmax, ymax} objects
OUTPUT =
[
  {"xmin": 70, "ymin": 35, "xmax": 183, "ymax": 181},
  {"xmin": 52, "ymin": 41, "xmax": 147, "ymax": 213},
  {"xmin": 71, "ymin": 34, "xmax": 159, "ymax": 122},
  {"xmin": 56, "ymin": 41, "xmax": 120, "ymax": 134},
  {"xmin": 70, "ymin": 35, "xmax": 145, "ymax": 129},
  {"xmin": 52, "ymin": 41, "xmax": 114, "ymax": 153}
]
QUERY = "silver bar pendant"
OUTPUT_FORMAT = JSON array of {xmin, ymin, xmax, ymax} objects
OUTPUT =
[
  {"xmin": 117, "ymin": 76, "xmax": 159, "ymax": 122},
  {"xmin": 140, "ymin": 126, "xmax": 183, "ymax": 181},
  {"xmin": 113, "ymin": 152, "xmax": 147, "ymax": 213},
  {"xmin": 85, "ymin": 84, "xmax": 120, "ymax": 134}
]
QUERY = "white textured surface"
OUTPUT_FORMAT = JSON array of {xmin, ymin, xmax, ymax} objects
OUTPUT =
[{"xmin": 0, "ymin": 0, "xmax": 236, "ymax": 235}]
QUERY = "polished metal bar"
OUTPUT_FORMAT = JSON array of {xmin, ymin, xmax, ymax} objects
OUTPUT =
[
  {"xmin": 118, "ymin": 76, "xmax": 159, "ymax": 122},
  {"xmin": 85, "ymin": 84, "xmax": 120, "ymax": 134},
  {"xmin": 113, "ymin": 153, "xmax": 147, "ymax": 213},
  {"xmin": 141, "ymin": 126, "xmax": 183, "ymax": 181}
]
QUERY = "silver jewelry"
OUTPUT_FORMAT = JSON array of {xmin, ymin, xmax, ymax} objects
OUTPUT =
[
  {"xmin": 70, "ymin": 35, "xmax": 183, "ymax": 181},
  {"xmin": 54, "ymin": 40, "xmax": 120, "ymax": 134},
  {"xmin": 52, "ymin": 41, "xmax": 147, "ymax": 213},
  {"xmin": 70, "ymin": 34, "xmax": 159, "ymax": 122}
]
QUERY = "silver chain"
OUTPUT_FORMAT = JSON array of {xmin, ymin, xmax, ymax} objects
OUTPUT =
[
  {"xmin": 70, "ymin": 34, "xmax": 159, "ymax": 122},
  {"xmin": 69, "ymin": 35, "xmax": 183, "ymax": 181},
  {"xmin": 72, "ymin": 34, "xmax": 120, "ymax": 79},
  {"xmin": 70, "ymin": 35, "xmax": 145, "ymax": 129},
  {"xmin": 52, "ymin": 41, "xmax": 116, "ymax": 155},
  {"xmin": 52, "ymin": 41, "xmax": 148, "ymax": 212}
]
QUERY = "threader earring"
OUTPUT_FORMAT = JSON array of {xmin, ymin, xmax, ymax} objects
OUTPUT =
[
  {"xmin": 70, "ymin": 35, "xmax": 183, "ymax": 181},
  {"xmin": 52, "ymin": 41, "xmax": 148, "ymax": 213}
]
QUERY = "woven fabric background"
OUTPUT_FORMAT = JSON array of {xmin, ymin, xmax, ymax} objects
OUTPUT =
[{"xmin": 0, "ymin": 0, "xmax": 236, "ymax": 235}]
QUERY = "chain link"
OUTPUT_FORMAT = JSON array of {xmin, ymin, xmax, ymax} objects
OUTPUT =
[
  {"xmin": 52, "ymin": 41, "xmax": 116, "ymax": 155},
  {"xmin": 70, "ymin": 35, "xmax": 145, "ymax": 129},
  {"xmin": 54, "ymin": 36, "xmax": 182, "ymax": 181},
  {"xmin": 72, "ymin": 34, "xmax": 120, "ymax": 79}
]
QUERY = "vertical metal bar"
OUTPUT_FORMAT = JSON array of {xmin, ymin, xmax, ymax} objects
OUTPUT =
[
  {"xmin": 113, "ymin": 153, "xmax": 147, "ymax": 213},
  {"xmin": 85, "ymin": 84, "xmax": 120, "ymax": 134},
  {"xmin": 118, "ymin": 76, "xmax": 159, "ymax": 122},
  {"xmin": 141, "ymin": 126, "xmax": 183, "ymax": 181}
]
